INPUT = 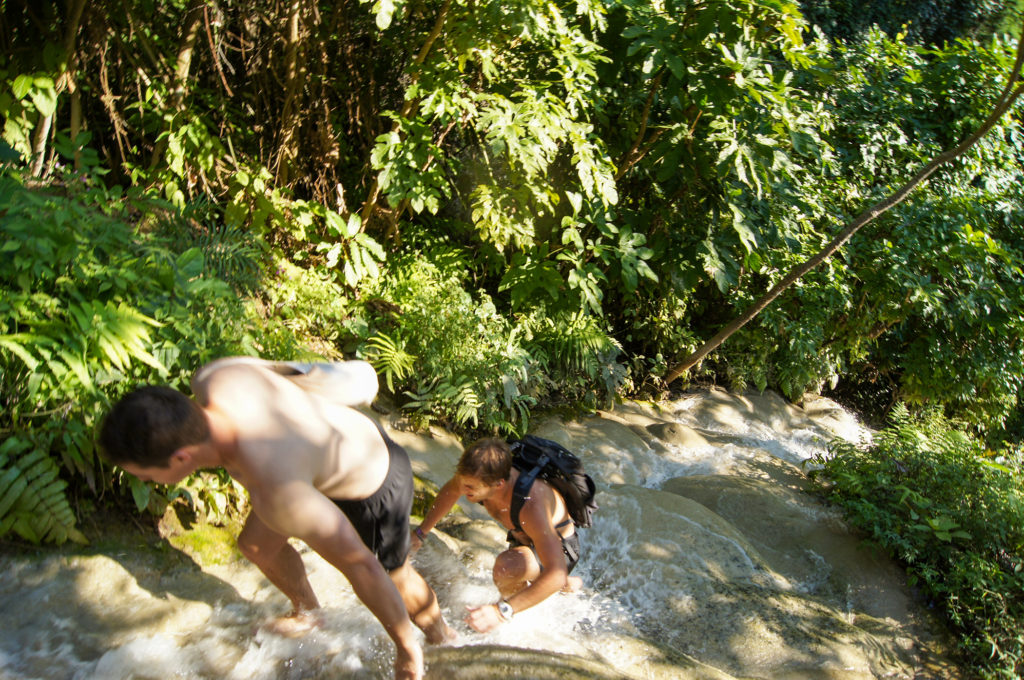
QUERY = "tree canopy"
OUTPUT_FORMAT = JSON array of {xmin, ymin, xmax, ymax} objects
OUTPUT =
[{"xmin": 2, "ymin": 0, "xmax": 1024, "ymax": 534}]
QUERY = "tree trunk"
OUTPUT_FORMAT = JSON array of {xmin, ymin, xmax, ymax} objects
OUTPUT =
[
  {"xmin": 31, "ymin": 0, "xmax": 87, "ymax": 177},
  {"xmin": 275, "ymin": 0, "xmax": 306, "ymax": 187},
  {"xmin": 664, "ymin": 29, "xmax": 1024, "ymax": 385},
  {"xmin": 147, "ymin": 0, "xmax": 206, "ymax": 172}
]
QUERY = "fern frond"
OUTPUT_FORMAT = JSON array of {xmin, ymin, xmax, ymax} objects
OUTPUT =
[
  {"xmin": 366, "ymin": 333, "xmax": 417, "ymax": 392},
  {"xmin": 0, "ymin": 437, "xmax": 86, "ymax": 545},
  {"xmin": 199, "ymin": 223, "xmax": 260, "ymax": 286},
  {"xmin": 436, "ymin": 379, "xmax": 483, "ymax": 427},
  {"xmin": 531, "ymin": 313, "xmax": 622, "ymax": 379},
  {"xmin": 65, "ymin": 300, "xmax": 165, "ymax": 375},
  {"xmin": 0, "ymin": 333, "xmax": 42, "ymax": 371}
]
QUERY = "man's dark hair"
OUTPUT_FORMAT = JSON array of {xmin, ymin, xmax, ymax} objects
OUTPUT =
[
  {"xmin": 99, "ymin": 386, "xmax": 210, "ymax": 467},
  {"xmin": 456, "ymin": 438, "xmax": 512, "ymax": 485}
]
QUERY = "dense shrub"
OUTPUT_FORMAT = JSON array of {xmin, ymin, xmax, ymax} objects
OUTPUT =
[
  {"xmin": 710, "ymin": 31, "xmax": 1024, "ymax": 431},
  {"xmin": 810, "ymin": 405, "xmax": 1024, "ymax": 678},
  {"xmin": 799, "ymin": 0, "xmax": 1013, "ymax": 46},
  {"xmin": 343, "ymin": 248, "xmax": 624, "ymax": 434}
]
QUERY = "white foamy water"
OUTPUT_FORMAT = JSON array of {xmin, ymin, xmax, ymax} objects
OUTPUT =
[
  {"xmin": 611, "ymin": 392, "xmax": 872, "ymax": 488},
  {"xmin": 0, "ymin": 391, "xmax": 912, "ymax": 680}
]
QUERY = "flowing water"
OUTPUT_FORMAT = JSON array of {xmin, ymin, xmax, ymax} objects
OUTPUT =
[{"xmin": 0, "ymin": 389, "xmax": 957, "ymax": 680}]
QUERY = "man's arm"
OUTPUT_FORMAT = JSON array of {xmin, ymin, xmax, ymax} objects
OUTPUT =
[
  {"xmin": 463, "ymin": 485, "xmax": 569, "ymax": 633},
  {"xmin": 501, "ymin": 489, "xmax": 570, "ymax": 613},
  {"xmin": 287, "ymin": 360, "xmax": 379, "ymax": 407},
  {"xmin": 410, "ymin": 477, "xmax": 462, "ymax": 552}
]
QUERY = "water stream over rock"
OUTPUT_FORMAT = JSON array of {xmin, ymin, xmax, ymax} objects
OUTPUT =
[{"xmin": 0, "ymin": 388, "xmax": 960, "ymax": 679}]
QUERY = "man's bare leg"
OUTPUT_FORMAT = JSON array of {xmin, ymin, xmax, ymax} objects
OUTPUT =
[
  {"xmin": 494, "ymin": 547, "xmax": 581, "ymax": 595},
  {"xmin": 492, "ymin": 547, "xmax": 539, "ymax": 599},
  {"xmin": 237, "ymin": 513, "xmax": 322, "ymax": 636},
  {"xmin": 389, "ymin": 560, "xmax": 457, "ymax": 644}
]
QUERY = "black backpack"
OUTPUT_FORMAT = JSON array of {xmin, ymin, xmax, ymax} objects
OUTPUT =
[{"xmin": 508, "ymin": 435, "xmax": 598, "ymax": 531}]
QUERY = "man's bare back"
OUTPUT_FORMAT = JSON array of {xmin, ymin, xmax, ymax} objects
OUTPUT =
[{"xmin": 193, "ymin": 361, "xmax": 390, "ymax": 504}]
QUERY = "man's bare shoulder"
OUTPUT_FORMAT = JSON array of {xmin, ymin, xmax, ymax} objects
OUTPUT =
[
  {"xmin": 520, "ymin": 480, "xmax": 561, "ymax": 525},
  {"xmin": 191, "ymin": 361, "xmax": 291, "ymax": 418},
  {"xmin": 192, "ymin": 356, "xmax": 262, "ymax": 389}
]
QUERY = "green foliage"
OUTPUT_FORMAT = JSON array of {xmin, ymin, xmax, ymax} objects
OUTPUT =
[
  {"xmin": 123, "ymin": 101, "xmax": 226, "ymax": 209},
  {"xmin": 146, "ymin": 200, "xmax": 264, "ymax": 293},
  {"xmin": 371, "ymin": 115, "xmax": 448, "ymax": 216},
  {"xmin": 317, "ymin": 210, "xmax": 386, "ymax": 290},
  {"xmin": 703, "ymin": 31, "xmax": 1024, "ymax": 428},
  {"xmin": 172, "ymin": 470, "xmax": 250, "ymax": 526},
  {"xmin": 355, "ymin": 253, "xmax": 540, "ymax": 432},
  {"xmin": 523, "ymin": 312, "xmax": 625, "ymax": 407},
  {"xmin": 810, "ymin": 405, "xmax": 1024, "ymax": 678},
  {"xmin": 819, "ymin": 34, "xmax": 1024, "ymax": 426},
  {"xmin": 799, "ymin": 0, "xmax": 1016, "ymax": 46},
  {"xmin": 261, "ymin": 259, "xmax": 357, "ymax": 352},
  {"xmin": 0, "ymin": 436, "xmax": 86, "ymax": 545},
  {"xmin": 361, "ymin": 0, "xmax": 407, "ymax": 30},
  {"xmin": 0, "ymin": 70, "xmax": 57, "ymax": 159},
  {"xmin": 344, "ymin": 244, "xmax": 628, "ymax": 431},
  {"xmin": 0, "ymin": 157, "xmax": 291, "ymax": 537},
  {"xmin": 586, "ymin": 0, "xmax": 837, "ymax": 389},
  {"xmin": 365, "ymin": 332, "xmax": 417, "ymax": 393}
]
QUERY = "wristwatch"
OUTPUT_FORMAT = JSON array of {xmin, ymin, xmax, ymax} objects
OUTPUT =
[{"xmin": 496, "ymin": 600, "xmax": 514, "ymax": 621}]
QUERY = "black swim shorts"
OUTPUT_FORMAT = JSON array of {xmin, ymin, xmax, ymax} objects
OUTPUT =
[{"xmin": 331, "ymin": 431, "xmax": 413, "ymax": 572}]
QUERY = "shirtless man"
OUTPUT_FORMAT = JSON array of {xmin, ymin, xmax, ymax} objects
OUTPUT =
[
  {"xmin": 99, "ymin": 358, "xmax": 454, "ymax": 680},
  {"xmin": 411, "ymin": 438, "xmax": 582, "ymax": 633}
]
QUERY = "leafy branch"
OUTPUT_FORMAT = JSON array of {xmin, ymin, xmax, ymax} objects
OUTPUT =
[
  {"xmin": 665, "ymin": 25, "xmax": 1024, "ymax": 384},
  {"xmin": 359, "ymin": 0, "xmax": 453, "ymax": 230}
]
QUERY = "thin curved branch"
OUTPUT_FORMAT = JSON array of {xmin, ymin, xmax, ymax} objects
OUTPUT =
[
  {"xmin": 665, "ymin": 29, "xmax": 1024, "ymax": 385},
  {"xmin": 615, "ymin": 70, "xmax": 664, "ymax": 180},
  {"xmin": 205, "ymin": 4, "xmax": 234, "ymax": 97}
]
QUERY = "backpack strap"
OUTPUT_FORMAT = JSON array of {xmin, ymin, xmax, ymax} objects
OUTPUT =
[{"xmin": 509, "ymin": 454, "xmax": 548, "ymax": 532}]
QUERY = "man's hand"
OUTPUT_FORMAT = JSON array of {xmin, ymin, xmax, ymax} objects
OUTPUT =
[
  {"xmin": 464, "ymin": 603, "xmax": 504, "ymax": 633},
  {"xmin": 394, "ymin": 639, "xmax": 424, "ymax": 680}
]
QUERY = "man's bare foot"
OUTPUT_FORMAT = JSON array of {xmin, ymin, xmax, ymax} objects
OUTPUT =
[
  {"xmin": 262, "ymin": 609, "xmax": 323, "ymax": 638},
  {"xmin": 561, "ymin": 575, "xmax": 583, "ymax": 593}
]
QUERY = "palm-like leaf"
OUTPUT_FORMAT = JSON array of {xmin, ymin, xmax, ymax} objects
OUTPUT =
[
  {"xmin": 0, "ymin": 437, "xmax": 86, "ymax": 545},
  {"xmin": 366, "ymin": 332, "xmax": 417, "ymax": 392}
]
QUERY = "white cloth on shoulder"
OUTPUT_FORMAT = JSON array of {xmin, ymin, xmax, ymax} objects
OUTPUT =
[{"xmin": 193, "ymin": 356, "xmax": 379, "ymax": 407}]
